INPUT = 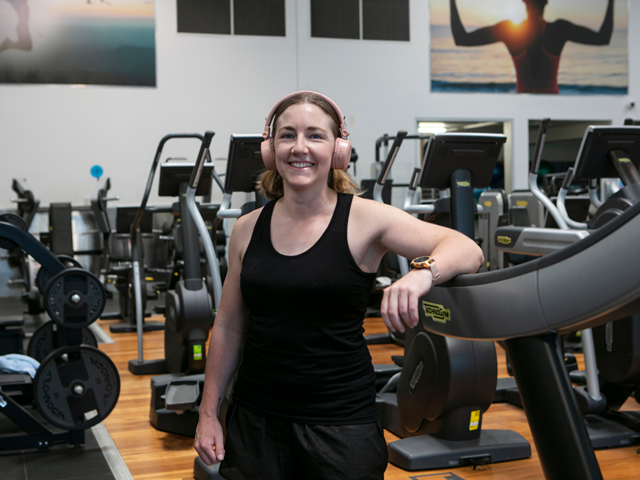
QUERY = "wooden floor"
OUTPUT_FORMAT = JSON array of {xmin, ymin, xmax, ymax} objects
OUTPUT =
[{"xmin": 95, "ymin": 316, "xmax": 640, "ymax": 480}]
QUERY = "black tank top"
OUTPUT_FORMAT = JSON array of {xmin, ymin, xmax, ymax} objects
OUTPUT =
[{"xmin": 233, "ymin": 193, "xmax": 378, "ymax": 424}]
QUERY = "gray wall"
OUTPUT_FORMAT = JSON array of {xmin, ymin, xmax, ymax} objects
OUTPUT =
[{"xmin": 1, "ymin": 0, "xmax": 637, "ymax": 209}]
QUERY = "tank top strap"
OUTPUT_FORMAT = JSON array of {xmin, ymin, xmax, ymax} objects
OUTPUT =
[
  {"xmin": 324, "ymin": 193, "xmax": 353, "ymax": 244},
  {"xmin": 245, "ymin": 198, "xmax": 277, "ymax": 253}
]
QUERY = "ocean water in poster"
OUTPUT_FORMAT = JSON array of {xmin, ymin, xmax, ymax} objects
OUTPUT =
[{"xmin": 0, "ymin": 0, "xmax": 155, "ymax": 86}]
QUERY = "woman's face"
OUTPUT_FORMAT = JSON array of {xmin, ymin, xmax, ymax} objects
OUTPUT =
[{"xmin": 273, "ymin": 103, "xmax": 336, "ymax": 192}]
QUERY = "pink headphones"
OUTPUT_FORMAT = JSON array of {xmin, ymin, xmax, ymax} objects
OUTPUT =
[{"xmin": 261, "ymin": 91, "xmax": 352, "ymax": 171}]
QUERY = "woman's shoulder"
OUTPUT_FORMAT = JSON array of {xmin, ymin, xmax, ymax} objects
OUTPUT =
[
  {"xmin": 350, "ymin": 195, "xmax": 406, "ymax": 224},
  {"xmin": 230, "ymin": 207, "xmax": 264, "ymax": 241}
]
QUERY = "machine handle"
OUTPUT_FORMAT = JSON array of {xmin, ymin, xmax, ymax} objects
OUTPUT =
[
  {"xmin": 189, "ymin": 131, "xmax": 216, "ymax": 190},
  {"xmin": 377, "ymin": 131, "xmax": 408, "ymax": 185},
  {"xmin": 531, "ymin": 118, "xmax": 551, "ymax": 175}
]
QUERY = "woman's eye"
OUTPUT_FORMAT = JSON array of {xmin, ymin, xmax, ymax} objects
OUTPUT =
[{"xmin": 281, "ymin": 133, "xmax": 294, "ymax": 139}]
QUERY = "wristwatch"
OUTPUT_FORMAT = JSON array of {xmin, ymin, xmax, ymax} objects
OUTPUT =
[{"xmin": 409, "ymin": 256, "xmax": 441, "ymax": 280}]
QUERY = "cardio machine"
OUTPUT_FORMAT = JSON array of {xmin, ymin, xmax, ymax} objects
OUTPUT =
[
  {"xmin": 417, "ymin": 187, "xmax": 640, "ymax": 479},
  {"xmin": 496, "ymin": 122, "xmax": 640, "ymax": 450},
  {"xmin": 150, "ymin": 134, "xmax": 267, "ymax": 438},
  {"xmin": 377, "ymin": 132, "xmax": 531, "ymax": 471},
  {"xmin": 127, "ymin": 133, "xmax": 224, "ymax": 376}
]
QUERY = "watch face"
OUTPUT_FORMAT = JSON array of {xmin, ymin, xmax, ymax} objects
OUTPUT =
[{"xmin": 413, "ymin": 256, "xmax": 431, "ymax": 263}]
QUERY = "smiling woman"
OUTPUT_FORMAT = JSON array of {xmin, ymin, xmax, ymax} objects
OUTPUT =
[
  {"xmin": 193, "ymin": 91, "xmax": 484, "ymax": 480},
  {"xmin": 258, "ymin": 91, "xmax": 360, "ymax": 200}
]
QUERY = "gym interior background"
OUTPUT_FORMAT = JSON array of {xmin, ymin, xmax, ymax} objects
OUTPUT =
[
  {"xmin": 1, "ymin": 0, "xmax": 637, "ymax": 212},
  {"xmin": 1, "ymin": 1, "xmax": 640, "ymax": 479}
]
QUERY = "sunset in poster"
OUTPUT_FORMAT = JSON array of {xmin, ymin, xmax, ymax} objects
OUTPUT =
[{"xmin": 430, "ymin": 0, "xmax": 628, "ymax": 94}]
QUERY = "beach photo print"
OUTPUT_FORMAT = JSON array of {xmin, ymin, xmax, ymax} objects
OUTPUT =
[
  {"xmin": 430, "ymin": 0, "xmax": 628, "ymax": 94},
  {"xmin": 0, "ymin": 0, "xmax": 156, "ymax": 86}
]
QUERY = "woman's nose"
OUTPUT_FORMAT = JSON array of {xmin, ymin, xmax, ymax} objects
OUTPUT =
[{"xmin": 292, "ymin": 135, "xmax": 307, "ymax": 153}]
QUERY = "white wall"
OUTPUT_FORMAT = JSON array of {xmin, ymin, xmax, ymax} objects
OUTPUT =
[{"xmin": 1, "ymin": 0, "xmax": 637, "ymax": 209}]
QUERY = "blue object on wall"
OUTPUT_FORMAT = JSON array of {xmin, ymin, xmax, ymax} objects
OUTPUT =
[{"xmin": 91, "ymin": 165, "xmax": 104, "ymax": 179}]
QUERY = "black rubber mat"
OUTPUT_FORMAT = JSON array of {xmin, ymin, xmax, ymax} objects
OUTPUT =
[{"xmin": 0, "ymin": 425, "xmax": 116, "ymax": 480}]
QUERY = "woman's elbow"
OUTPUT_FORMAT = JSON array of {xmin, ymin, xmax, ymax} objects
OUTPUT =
[{"xmin": 470, "ymin": 243, "xmax": 485, "ymax": 273}]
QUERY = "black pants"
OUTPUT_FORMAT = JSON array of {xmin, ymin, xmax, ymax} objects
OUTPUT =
[{"xmin": 219, "ymin": 403, "xmax": 388, "ymax": 480}]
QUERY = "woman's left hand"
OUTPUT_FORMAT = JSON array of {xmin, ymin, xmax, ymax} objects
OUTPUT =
[{"xmin": 380, "ymin": 268, "xmax": 434, "ymax": 333}]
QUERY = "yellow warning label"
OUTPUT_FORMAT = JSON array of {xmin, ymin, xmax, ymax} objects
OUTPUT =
[
  {"xmin": 484, "ymin": 200, "xmax": 492, "ymax": 207},
  {"xmin": 516, "ymin": 200, "xmax": 528, "ymax": 207},
  {"xmin": 422, "ymin": 301, "xmax": 451, "ymax": 324},
  {"xmin": 457, "ymin": 181, "xmax": 470, "ymax": 187},
  {"xmin": 497, "ymin": 236, "xmax": 512, "ymax": 245},
  {"xmin": 470, "ymin": 410, "xmax": 480, "ymax": 431},
  {"xmin": 618, "ymin": 157, "xmax": 631, "ymax": 163}
]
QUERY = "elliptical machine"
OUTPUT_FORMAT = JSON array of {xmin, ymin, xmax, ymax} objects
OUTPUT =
[
  {"xmin": 128, "ymin": 133, "xmax": 224, "ymax": 375},
  {"xmin": 150, "ymin": 133, "xmax": 267, "ymax": 438}
]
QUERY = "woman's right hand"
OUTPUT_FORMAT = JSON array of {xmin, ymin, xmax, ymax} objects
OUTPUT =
[{"xmin": 194, "ymin": 415, "xmax": 225, "ymax": 465}]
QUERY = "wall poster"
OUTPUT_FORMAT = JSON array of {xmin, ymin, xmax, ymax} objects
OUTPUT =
[
  {"xmin": 430, "ymin": 0, "xmax": 627, "ymax": 94},
  {"xmin": 0, "ymin": 0, "xmax": 156, "ymax": 86}
]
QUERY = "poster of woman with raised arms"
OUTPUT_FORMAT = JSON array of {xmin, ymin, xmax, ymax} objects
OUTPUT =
[
  {"xmin": 430, "ymin": 0, "xmax": 628, "ymax": 94},
  {"xmin": 0, "ymin": 0, "xmax": 155, "ymax": 86}
]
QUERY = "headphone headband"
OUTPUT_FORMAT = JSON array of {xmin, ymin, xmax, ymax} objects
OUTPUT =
[{"xmin": 262, "ymin": 91, "xmax": 349, "ymax": 140}]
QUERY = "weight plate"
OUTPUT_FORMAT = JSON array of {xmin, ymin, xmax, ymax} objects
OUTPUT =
[
  {"xmin": 44, "ymin": 268, "xmax": 106, "ymax": 329},
  {"xmin": 36, "ymin": 255, "xmax": 83, "ymax": 295},
  {"xmin": 0, "ymin": 213, "xmax": 28, "ymax": 250},
  {"xmin": 34, "ymin": 345, "xmax": 120, "ymax": 431},
  {"xmin": 28, "ymin": 320, "xmax": 98, "ymax": 363}
]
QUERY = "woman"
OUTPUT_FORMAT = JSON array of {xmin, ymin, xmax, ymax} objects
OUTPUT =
[
  {"xmin": 194, "ymin": 91, "xmax": 483, "ymax": 479},
  {"xmin": 450, "ymin": 0, "xmax": 614, "ymax": 93}
]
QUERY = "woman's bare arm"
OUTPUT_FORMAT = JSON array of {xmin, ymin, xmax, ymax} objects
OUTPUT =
[
  {"xmin": 193, "ymin": 213, "xmax": 257, "ymax": 465},
  {"xmin": 351, "ymin": 198, "xmax": 483, "ymax": 333}
]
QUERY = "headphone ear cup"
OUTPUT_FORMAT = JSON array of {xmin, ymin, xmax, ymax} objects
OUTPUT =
[
  {"xmin": 261, "ymin": 138, "xmax": 276, "ymax": 170},
  {"xmin": 332, "ymin": 138, "xmax": 352, "ymax": 170}
]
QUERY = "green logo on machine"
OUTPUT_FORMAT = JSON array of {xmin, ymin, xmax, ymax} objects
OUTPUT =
[
  {"xmin": 497, "ymin": 236, "xmax": 512, "ymax": 245},
  {"xmin": 422, "ymin": 301, "xmax": 451, "ymax": 324},
  {"xmin": 193, "ymin": 345, "xmax": 203, "ymax": 361}
]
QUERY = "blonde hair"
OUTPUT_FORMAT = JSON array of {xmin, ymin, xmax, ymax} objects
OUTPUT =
[{"xmin": 257, "ymin": 91, "xmax": 361, "ymax": 200}]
